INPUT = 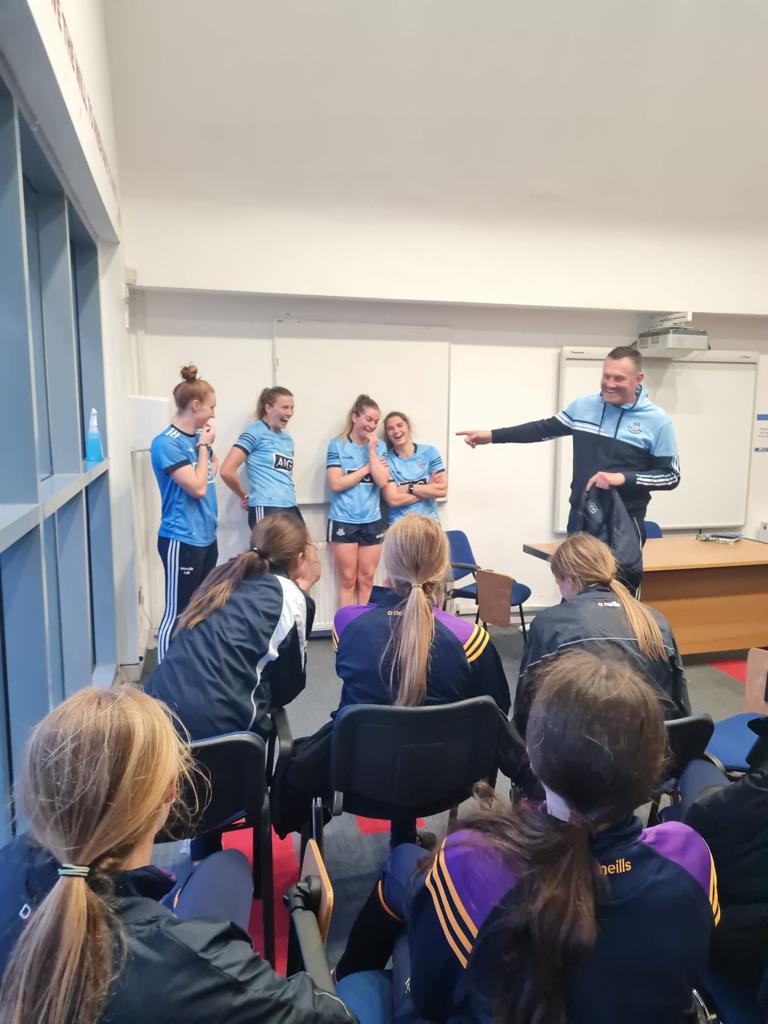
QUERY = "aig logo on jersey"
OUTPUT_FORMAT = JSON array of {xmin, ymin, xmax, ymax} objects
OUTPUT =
[
  {"xmin": 627, "ymin": 421, "xmax": 642, "ymax": 435},
  {"xmin": 273, "ymin": 453, "xmax": 294, "ymax": 473}
]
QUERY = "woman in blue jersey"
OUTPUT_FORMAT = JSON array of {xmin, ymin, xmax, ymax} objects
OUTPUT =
[
  {"xmin": 380, "ymin": 411, "xmax": 447, "ymax": 523},
  {"xmin": 326, "ymin": 394, "xmax": 387, "ymax": 608},
  {"xmin": 220, "ymin": 386, "xmax": 304, "ymax": 530},
  {"xmin": 334, "ymin": 652, "xmax": 719, "ymax": 1024},
  {"xmin": 150, "ymin": 365, "xmax": 218, "ymax": 662}
]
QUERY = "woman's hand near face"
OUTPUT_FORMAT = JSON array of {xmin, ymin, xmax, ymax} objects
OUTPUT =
[{"xmin": 199, "ymin": 421, "xmax": 216, "ymax": 445}]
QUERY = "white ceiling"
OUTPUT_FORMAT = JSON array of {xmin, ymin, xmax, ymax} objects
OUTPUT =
[{"xmin": 104, "ymin": 0, "xmax": 768, "ymax": 234}]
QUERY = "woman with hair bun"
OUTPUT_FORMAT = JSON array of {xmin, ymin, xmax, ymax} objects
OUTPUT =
[
  {"xmin": 220, "ymin": 386, "xmax": 304, "ymax": 530},
  {"xmin": 275, "ymin": 516, "xmax": 514, "ymax": 846},
  {"xmin": 0, "ymin": 686, "xmax": 352, "ymax": 1024},
  {"xmin": 145, "ymin": 512, "xmax": 320, "ymax": 740},
  {"xmin": 150, "ymin": 365, "xmax": 219, "ymax": 662},
  {"xmin": 326, "ymin": 394, "xmax": 388, "ymax": 608},
  {"xmin": 334, "ymin": 652, "xmax": 718, "ymax": 1024},
  {"xmin": 514, "ymin": 532, "xmax": 689, "ymax": 737}
]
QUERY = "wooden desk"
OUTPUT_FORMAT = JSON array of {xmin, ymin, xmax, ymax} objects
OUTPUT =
[{"xmin": 523, "ymin": 536, "xmax": 768, "ymax": 656}]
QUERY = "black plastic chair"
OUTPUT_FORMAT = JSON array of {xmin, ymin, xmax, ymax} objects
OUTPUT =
[
  {"xmin": 311, "ymin": 697, "xmax": 502, "ymax": 851},
  {"xmin": 647, "ymin": 712, "xmax": 716, "ymax": 826},
  {"xmin": 161, "ymin": 729, "xmax": 276, "ymax": 965}
]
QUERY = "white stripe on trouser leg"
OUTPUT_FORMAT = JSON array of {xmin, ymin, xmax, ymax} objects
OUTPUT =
[{"xmin": 157, "ymin": 539, "xmax": 180, "ymax": 662}]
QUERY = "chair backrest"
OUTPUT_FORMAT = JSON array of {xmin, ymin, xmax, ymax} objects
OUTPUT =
[
  {"xmin": 173, "ymin": 731, "xmax": 268, "ymax": 839},
  {"xmin": 445, "ymin": 530, "xmax": 478, "ymax": 582},
  {"xmin": 330, "ymin": 697, "xmax": 500, "ymax": 819},
  {"xmin": 476, "ymin": 569, "xmax": 513, "ymax": 628},
  {"xmin": 664, "ymin": 713, "xmax": 715, "ymax": 779},
  {"xmin": 644, "ymin": 520, "xmax": 663, "ymax": 539},
  {"xmin": 744, "ymin": 647, "xmax": 768, "ymax": 715}
]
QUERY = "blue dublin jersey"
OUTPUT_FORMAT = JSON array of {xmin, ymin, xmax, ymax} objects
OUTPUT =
[
  {"xmin": 234, "ymin": 419, "xmax": 297, "ymax": 508},
  {"xmin": 384, "ymin": 443, "xmax": 445, "ymax": 523},
  {"xmin": 150, "ymin": 426, "xmax": 218, "ymax": 546},
  {"xmin": 326, "ymin": 436, "xmax": 386, "ymax": 524}
]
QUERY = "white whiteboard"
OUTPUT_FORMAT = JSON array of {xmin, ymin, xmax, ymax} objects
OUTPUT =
[
  {"xmin": 274, "ymin": 320, "xmax": 451, "ymax": 505},
  {"xmin": 554, "ymin": 348, "xmax": 758, "ymax": 532}
]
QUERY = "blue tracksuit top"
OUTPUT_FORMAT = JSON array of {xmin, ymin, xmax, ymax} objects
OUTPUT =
[{"xmin": 491, "ymin": 386, "xmax": 680, "ymax": 518}]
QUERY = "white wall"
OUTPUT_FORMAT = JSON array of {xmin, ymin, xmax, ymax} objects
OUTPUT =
[
  {"xmin": 131, "ymin": 289, "xmax": 768, "ymax": 637},
  {"xmin": 122, "ymin": 201, "xmax": 768, "ymax": 316}
]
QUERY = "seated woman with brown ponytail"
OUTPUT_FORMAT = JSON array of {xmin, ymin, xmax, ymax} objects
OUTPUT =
[
  {"xmin": 144, "ymin": 511, "xmax": 320, "ymax": 739},
  {"xmin": 333, "ymin": 653, "xmax": 719, "ymax": 1024},
  {"xmin": 515, "ymin": 531, "xmax": 690, "ymax": 737},
  {"xmin": 275, "ymin": 516, "xmax": 517, "ymax": 846},
  {"xmin": 0, "ymin": 686, "xmax": 352, "ymax": 1024}
]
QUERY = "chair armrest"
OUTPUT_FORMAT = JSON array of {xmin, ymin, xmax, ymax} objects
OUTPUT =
[
  {"xmin": 285, "ymin": 880, "xmax": 336, "ymax": 992},
  {"xmin": 268, "ymin": 707, "xmax": 294, "ymax": 785},
  {"xmin": 451, "ymin": 561, "xmax": 481, "ymax": 573}
]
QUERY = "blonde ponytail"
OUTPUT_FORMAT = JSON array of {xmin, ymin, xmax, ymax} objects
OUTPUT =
[
  {"xmin": 608, "ymin": 578, "xmax": 666, "ymax": 660},
  {"xmin": 551, "ymin": 533, "xmax": 666, "ymax": 662},
  {"xmin": 0, "ymin": 687, "xmax": 193, "ymax": 1024},
  {"xmin": 379, "ymin": 518, "xmax": 449, "ymax": 706}
]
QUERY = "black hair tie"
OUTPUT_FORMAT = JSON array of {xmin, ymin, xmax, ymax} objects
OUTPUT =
[{"xmin": 252, "ymin": 546, "xmax": 269, "ymax": 559}]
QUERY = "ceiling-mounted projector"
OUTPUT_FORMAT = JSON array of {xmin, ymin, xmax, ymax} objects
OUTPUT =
[{"xmin": 637, "ymin": 327, "xmax": 709, "ymax": 356}]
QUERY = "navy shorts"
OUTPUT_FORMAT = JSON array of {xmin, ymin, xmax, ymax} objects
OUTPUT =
[
  {"xmin": 248, "ymin": 505, "xmax": 305, "ymax": 529},
  {"xmin": 327, "ymin": 519, "xmax": 386, "ymax": 546}
]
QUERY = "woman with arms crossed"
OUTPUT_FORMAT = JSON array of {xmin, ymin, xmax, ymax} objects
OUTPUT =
[
  {"xmin": 0, "ymin": 686, "xmax": 352, "ymax": 1024},
  {"xmin": 380, "ymin": 411, "xmax": 447, "ymax": 523},
  {"xmin": 220, "ymin": 386, "xmax": 304, "ymax": 529},
  {"xmin": 150, "ymin": 365, "xmax": 218, "ymax": 662},
  {"xmin": 326, "ymin": 394, "xmax": 387, "ymax": 608}
]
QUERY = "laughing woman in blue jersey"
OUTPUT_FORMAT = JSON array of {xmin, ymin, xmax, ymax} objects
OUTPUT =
[
  {"xmin": 150, "ymin": 365, "xmax": 218, "ymax": 662},
  {"xmin": 220, "ymin": 386, "xmax": 304, "ymax": 530},
  {"xmin": 326, "ymin": 394, "xmax": 388, "ymax": 608},
  {"xmin": 381, "ymin": 411, "xmax": 447, "ymax": 523}
]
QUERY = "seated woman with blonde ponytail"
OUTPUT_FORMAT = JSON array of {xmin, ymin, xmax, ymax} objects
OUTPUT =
[
  {"xmin": 145, "ymin": 511, "xmax": 320, "ymax": 739},
  {"xmin": 275, "ymin": 516, "xmax": 516, "ymax": 846},
  {"xmin": 515, "ymin": 532, "xmax": 690, "ymax": 737},
  {"xmin": 0, "ymin": 687, "xmax": 352, "ymax": 1024}
]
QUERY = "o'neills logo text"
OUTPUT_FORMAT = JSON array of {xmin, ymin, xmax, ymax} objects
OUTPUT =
[{"xmin": 600, "ymin": 858, "xmax": 631, "ymax": 876}]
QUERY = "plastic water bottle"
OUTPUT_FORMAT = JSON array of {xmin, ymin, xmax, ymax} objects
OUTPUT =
[{"xmin": 85, "ymin": 407, "xmax": 105, "ymax": 461}]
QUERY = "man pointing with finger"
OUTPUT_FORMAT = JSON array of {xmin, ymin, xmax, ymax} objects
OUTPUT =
[{"xmin": 458, "ymin": 346, "xmax": 680, "ymax": 540}]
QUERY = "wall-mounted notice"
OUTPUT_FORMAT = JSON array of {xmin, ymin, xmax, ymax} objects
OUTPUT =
[{"xmin": 754, "ymin": 413, "xmax": 768, "ymax": 453}]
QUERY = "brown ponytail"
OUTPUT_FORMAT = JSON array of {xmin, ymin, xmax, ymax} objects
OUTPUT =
[
  {"xmin": 175, "ymin": 512, "xmax": 310, "ymax": 631},
  {"xmin": 460, "ymin": 652, "xmax": 667, "ymax": 1024},
  {"xmin": 550, "ymin": 532, "xmax": 666, "ymax": 659},
  {"xmin": 379, "ymin": 517, "xmax": 449, "ymax": 706},
  {"xmin": 339, "ymin": 394, "xmax": 380, "ymax": 438},
  {"xmin": 255, "ymin": 386, "xmax": 293, "ymax": 420},
  {"xmin": 172, "ymin": 364, "xmax": 214, "ymax": 411},
  {"xmin": 0, "ymin": 687, "xmax": 193, "ymax": 1024}
]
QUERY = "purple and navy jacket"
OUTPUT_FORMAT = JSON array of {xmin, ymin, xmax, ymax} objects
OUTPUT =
[
  {"xmin": 405, "ymin": 816, "xmax": 718, "ymax": 1023},
  {"xmin": 331, "ymin": 589, "xmax": 511, "ymax": 717}
]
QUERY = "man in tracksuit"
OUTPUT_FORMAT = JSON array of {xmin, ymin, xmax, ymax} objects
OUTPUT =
[{"xmin": 458, "ymin": 346, "xmax": 680, "ymax": 540}]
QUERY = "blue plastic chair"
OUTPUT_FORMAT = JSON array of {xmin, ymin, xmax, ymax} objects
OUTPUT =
[
  {"xmin": 644, "ymin": 520, "xmax": 663, "ymax": 539},
  {"xmin": 706, "ymin": 714, "xmax": 766, "ymax": 773},
  {"xmin": 444, "ymin": 530, "xmax": 531, "ymax": 639}
]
